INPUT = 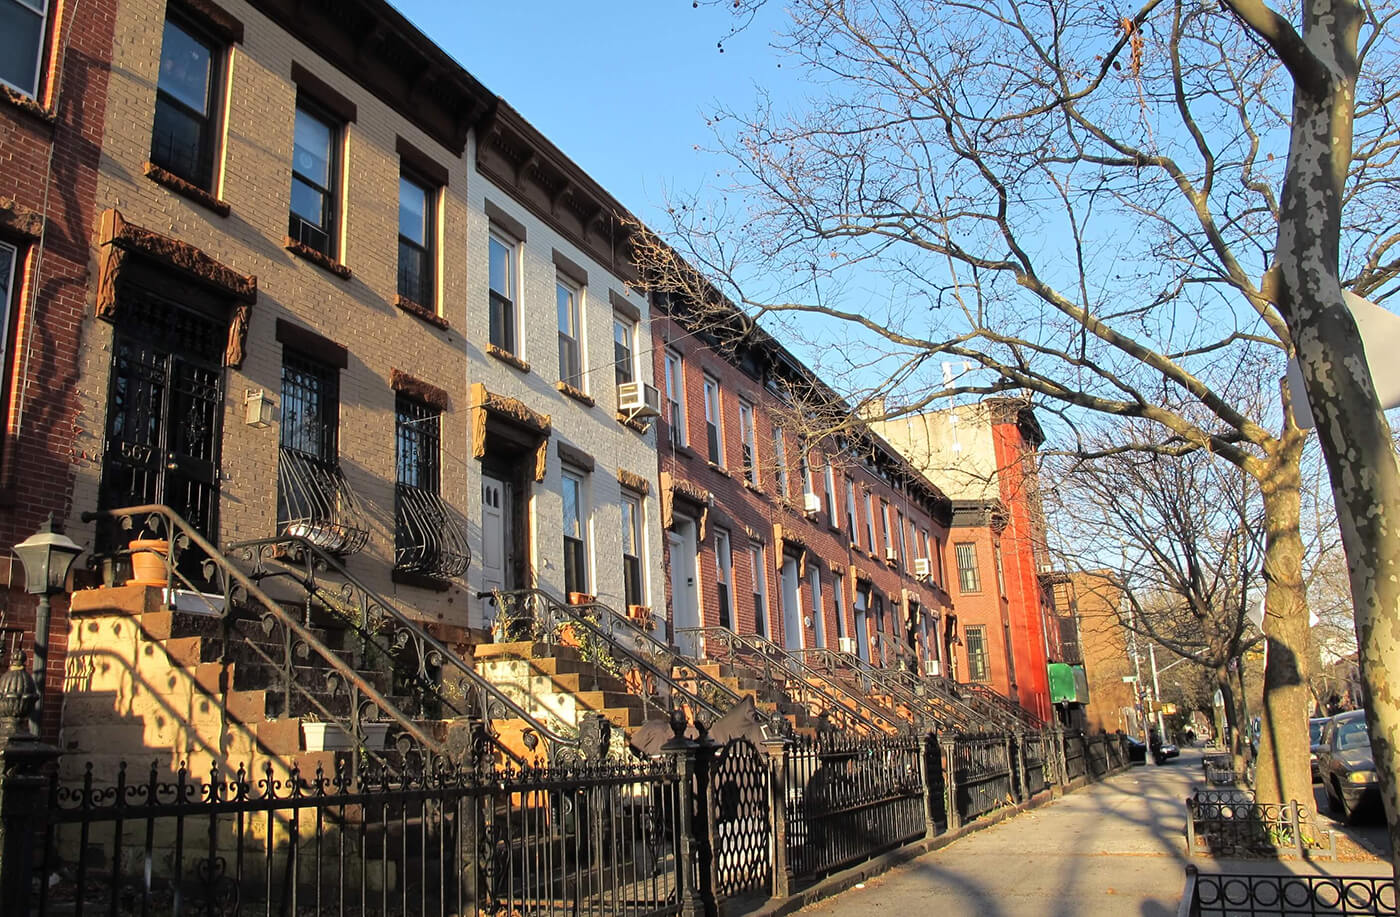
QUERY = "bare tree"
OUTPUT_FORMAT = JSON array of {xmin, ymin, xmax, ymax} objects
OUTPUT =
[{"xmin": 633, "ymin": 0, "xmax": 1400, "ymax": 859}]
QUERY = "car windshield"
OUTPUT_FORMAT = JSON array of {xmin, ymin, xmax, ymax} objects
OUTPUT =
[
  {"xmin": 1310, "ymin": 721, "xmax": 1326, "ymax": 744},
  {"xmin": 1335, "ymin": 718, "xmax": 1370, "ymax": 751}
]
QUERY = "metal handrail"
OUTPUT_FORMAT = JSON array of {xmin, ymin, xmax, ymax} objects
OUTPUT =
[
  {"xmin": 677, "ymin": 627, "xmax": 892, "ymax": 734},
  {"xmin": 794, "ymin": 647, "xmax": 909, "ymax": 724},
  {"xmin": 800, "ymin": 647, "xmax": 983, "ymax": 733},
  {"xmin": 228, "ymin": 536, "xmax": 578, "ymax": 765},
  {"xmin": 83, "ymin": 505, "xmax": 441, "ymax": 772},
  {"xmin": 962, "ymin": 681, "xmax": 1043, "ymax": 729}
]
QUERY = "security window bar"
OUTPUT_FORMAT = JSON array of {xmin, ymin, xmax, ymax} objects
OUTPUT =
[
  {"xmin": 751, "ymin": 543, "xmax": 769, "ymax": 637},
  {"xmin": 614, "ymin": 315, "xmax": 636, "ymax": 387},
  {"xmin": 562, "ymin": 469, "xmax": 588, "ymax": 595},
  {"xmin": 664, "ymin": 350, "xmax": 687, "ymax": 447},
  {"xmin": 280, "ymin": 352, "xmax": 338, "ymax": 463},
  {"xmin": 955, "ymin": 542, "xmax": 981, "ymax": 593},
  {"xmin": 715, "ymin": 529, "xmax": 733, "ymax": 629},
  {"xmin": 289, "ymin": 102, "xmax": 338, "ymax": 257},
  {"xmin": 738, "ymin": 400, "xmax": 758, "ymax": 485},
  {"xmin": 621, "ymin": 492, "xmax": 644, "ymax": 608},
  {"xmin": 557, "ymin": 277, "xmax": 583, "ymax": 388},
  {"xmin": 703, "ymin": 376, "xmax": 722, "ymax": 465},
  {"xmin": 397, "ymin": 173, "xmax": 433, "ymax": 306},
  {"xmin": 0, "ymin": 0, "xmax": 49, "ymax": 98},
  {"xmin": 966, "ymin": 626, "xmax": 990, "ymax": 683},
  {"xmin": 151, "ymin": 13, "xmax": 220, "ymax": 189},
  {"xmin": 488, "ymin": 230, "xmax": 517, "ymax": 354},
  {"xmin": 394, "ymin": 395, "xmax": 469, "ymax": 578}
]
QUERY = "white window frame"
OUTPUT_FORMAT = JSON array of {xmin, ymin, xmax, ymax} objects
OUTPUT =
[
  {"xmin": 621, "ymin": 490, "xmax": 645, "ymax": 607},
  {"xmin": 613, "ymin": 313, "xmax": 637, "ymax": 387},
  {"xmin": 864, "ymin": 491, "xmax": 877, "ymax": 552},
  {"xmin": 833, "ymin": 572, "xmax": 847, "ymax": 640},
  {"xmin": 561, "ymin": 466, "xmax": 591, "ymax": 595},
  {"xmin": 664, "ymin": 349, "xmax": 687, "ymax": 446},
  {"xmin": 844, "ymin": 476, "xmax": 858, "ymax": 544},
  {"xmin": 824, "ymin": 461, "xmax": 839, "ymax": 526},
  {"xmin": 750, "ymin": 542, "xmax": 769, "ymax": 637},
  {"xmin": 738, "ymin": 399, "xmax": 758, "ymax": 485},
  {"xmin": 556, "ymin": 275, "xmax": 584, "ymax": 390},
  {"xmin": 808, "ymin": 565, "xmax": 824, "ymax": 648},
  {"xmin": 703, "ymin": 375, "xmax": 723, "ymax": 465},
  {"xmin": 0, "ymin": 241, "xmax": 17, "ymax": 378},
  {"xmin": 715, "ymin": 528, "xmax": 734, "ymax": 629},
  {"xmin": 0, "ymin": 0, "xmax": 50, "ymax": 99},
  {"xmin": 488, "ymin": 228, "xmax": 520, "ymax": 355}
]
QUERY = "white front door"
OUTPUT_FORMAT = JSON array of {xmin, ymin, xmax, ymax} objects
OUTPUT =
[
  {"xmin": 781, "ymin": 556, "xmax": 803, "ymax": 649},
  {"xmin": 480, "ymin": 474, "xmax": 509, "ymax": 629},
  {"xmin": 669, "ymin": 516, "xmax": 701, "ymax": 657}
]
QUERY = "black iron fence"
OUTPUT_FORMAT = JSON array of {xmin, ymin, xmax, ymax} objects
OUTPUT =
[
  {"xmin": 1022, "ymin": 733, "xmax": 1049, "ymax": 797},
  {"xmin": 1179, "ymin": 865, "xmax": 1396, "ymax": 916},
  {"xmin": 951, "ymin": 735, "xmax": 1015, "ymax": 823},
  {"xmin": 1063, "ymin": 732, "xmax": 1088, "ymax": 782}
]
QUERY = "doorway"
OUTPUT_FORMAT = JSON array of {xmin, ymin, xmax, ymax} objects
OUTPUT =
[
  {"xmin": 478, "ymin": 452, "xmax": 531, "ymax": 631},
  {"xmin": 853, "ymin": 587, "xmax": 870, "ymax": 663},
  {"xmin": 668, "ymin": 515, "xmax": 701, "ymax": 657},
  {"xmin": 781, "ymin": 555, "xmax": 803, "ymax": 650}
]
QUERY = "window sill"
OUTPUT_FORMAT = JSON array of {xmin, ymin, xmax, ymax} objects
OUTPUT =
[
  {"xmin": 395, "ymin": 294, "xmax": 450, "ymax": 330},
  {"xmin": 742, "ymin": 479, "xmax": 765, "ymax": 497},
  {"xmin": 0, "ymin": 84, "xmax": 56, "ymax": 127},
  {"xmin": 144, "ymin": 161, "xmax": 230, "ymax": 217},
  {"xmin": 556, "ymin": 381, "xmax": 595, "ymax": 407},
  {"xmin": 669, "ymin": 442, "xmax": 696, "ymax": 459},
  {"xmin": 486, "ymin": 343, "xmax": 530, "ymax": 373},
  {"xmin": 392, "ymin": 567, "xmax": 452, "ymax": 592},
  {"xmin": 616, "ymin": 411, "xmax": 651, "ymax": 433},
  {"xmin": 284, "ymin": 236, "xmax": 351, "ymax": 279},
  {"xmin": 707, "ymin": 461, "xmax": 730, "ymax": 478}
]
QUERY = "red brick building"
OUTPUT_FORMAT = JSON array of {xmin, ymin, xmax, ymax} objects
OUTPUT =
[
  {"xmin": 1, "ymin": 0, "xmax": 119, "ymax": 737},
  {"xmin": 650, "ymin": 294, "xmax": 954, "ymax": 673}
]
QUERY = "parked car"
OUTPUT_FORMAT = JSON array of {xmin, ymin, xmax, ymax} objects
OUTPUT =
[
  {"xmin": 1309, "ymin": 717, "xmax": 1330, "ymax": 783},
  {"xmin": 1317, "ymin": 710, "xmax": 1380, "ymax": 823},
  {"xmin": 1126, "ymin": 737, "xmax": 1147, "ymax": 765}
]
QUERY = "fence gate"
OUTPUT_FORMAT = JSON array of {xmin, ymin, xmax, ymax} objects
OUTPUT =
[{"xmin": 705, "ymin": 736, "xmax": 773, "ymax": 901}]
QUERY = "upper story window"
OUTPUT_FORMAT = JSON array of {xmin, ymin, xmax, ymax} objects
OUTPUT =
[
  {"xmin": 665, "ymin": 349, "xmax": 687, "ymax": 447},
  {"xmin": 280, "ymin": 351, "xmax": 338, "ymax": 464},
  {"xmin": 833, "ymin": 571, "xmax": 847, "ymax": 640},
  {"xmin": 880, "ymin": 500, "xmax": 894, "ymax": 558},
  {"xmin": 562, "ymin": 467, "xmax": 589, "ymax": 595},
  {"xmin": 955, "ymin": 541, "xmax": 981, "ymax": 593},
  {"xmin": 738, "ymin": 400, "xmax": 758, "ymax": 485},
  {"xmin": 151, "ymin": 13, "xmax": 222, "ymax": 190},
  {"xmin": 798, "ymin": 442, "xmax": 813, "ymax": 497},
  {"xmin": 864, "ymin": 491, "xmax": 877, "ymax": 552},
  {"xmin": 994, "ymin": 539, "xmax": 1007, "ymax": 595},
  {"xmin": 773, "ymin": 426, "xmax": 789, "ymax": 497},
  {"xmin": 897, "ymin": 510, "xmax": 908, "ymax": 567},
  {"xmin": 0, "ymin": 241, "xmax": 16, "ymax": 398},
  {"xmin": 715, "ymin": 528, "xmax": 734, "ymax": 629},
  {"xmin": 0, "ymin": 0, "xmax": 49, "ymax": 98},
  {"xmin": 844, "ymin": 476, "xmax": 858, "ymax": 544},
  {"xmin": 808, "ymin": 565, "xmax": 825, "ymax": 648},
  {"xmin": 614, "ymin": 314, "xmax": 637, "ymax": 387},
  {"xmin": 488, "ymin": 230, "xmax": 518, "ymax": 354},
  {"xmin": 397, "ymin": 173, "xmax": 434, "ymax": 307},
  {"xmin": 824, "ymin": 462, "xmax": 838, "ymax": 524},
  {"xmin": 965, "ymin": 625, "xmax": 990, "ymax": 682},
  {"xmin": 556, "ymin": 276, "xmax": 583, "ymax": 389},
  {"xmin": 621, "ymin": 490, "xmax": 645, "ymax": 608},
  {"xmin": 703, "ymin": 376, "xmax": 723, "ymax": 465},
  {"xmin": 289, "ymin": 102, "xmax": 339, "ymax": 258}
]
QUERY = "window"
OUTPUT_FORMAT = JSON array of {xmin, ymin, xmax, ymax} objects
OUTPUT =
[
  {"xmin": 799, "ymin": 443, "xmax": 814, "ymax": 497},
  {"xmin": 750, "ymin": 543, "xmax": 769, "ymax": 637},
  {"xmin": 664, "ymin": 350, "xmax": 687, "ymax": 447},
  {"xmin": 280, "ymin": 351, "xmax": 338, "ymax": 464},
  {"xmin": 738, "ymin": 400, "xmax": 758, "ymax": 485},
  {"xmin": 288, "ymin": 102, "xmax": 339, "ymax": 257},
  {"xmin": 151, "ymin": 13, "xmax": 222, "ymax": 189},
  {"xmin": 897, "ymin": 511, "xmax": 909, "ymax": 568},
  {"xmin": 968, "ymin": 624, "xmax": 991, "ymax": 680},
  {"xmin": 1, "ymin": 0, "xmax": 49, "ymax": 98},
  {"xmin": 557, "ymin": 276, "xmax": 583, "ymax": 388},
  {"xmin": 833, "ymin": 572, "xmax": 847, "ymax": 640},
  {"xmin": 1003, "ymin": 622, "xmax": 1017, "ymax": 684},
  {"xmin": 0, "ymin": 241, "xmax": 16, "ymax": 386},
  {"xmin": 488, "ymin": 230, "xmax": 518, "ymax": 353},
  {"xmin": 955, "ymin": 542, "xmax": 981, "ymax": 593},
  {"xmin": 621, "ymin": 491, "xmax": 644, "ymax": 607},
  {"xmin": 825, "ymin": 462, "xmax": 839, "ymax": 524},
  {"xmin": 864, "ymin": 491, "xmax": 877, "ymax": 552},
  {"xmin": 933, "ymin": 533, "xmax": 946, "ymax": 585},
  {"xmin": 562, "ymin": 468, "xmax": 589, "ymax": 595},
  {"xmin": 614, "ymin": 315, "xmax": 636, "ymax": 387},
  {"xmin": 994, "ymin": 540, "xmax": 1007, "ymax": 594},
  {"xmin": 703, "ymin": 376, "xmax": 723, "ymax": 464},
  {"xmin": 715, "ymin": 529, "xmax": 734, "ymax": 629},
  {"xmin": 773, "ymin": 426, "xmax": 789, "ymax": 498},
  {"xmin": 394, "ymin": 394, "xmax": 442, "ymax": 571},
  {"xmin": 808, "ymin": 566, "xmax": 824, "ymax": 648},
  {"xmin": 881, "ymin": 500, "xmax": 893, "ymax": 557},
  {"xmin": 397, "ymin": 173, "xmax": 433, "ymax": 306},
  {"xmin": 844, "ymin": 476, "xmax": 858, "ymax": 543}
]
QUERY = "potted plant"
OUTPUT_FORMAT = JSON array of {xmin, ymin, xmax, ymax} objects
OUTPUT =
[
  {"xmin": 127, "ymin": 538, "xmax": 170, "ymax": 586},
  {"xmin": 301, "ymin": 715, "xmax": 353, "ymax": 751}
]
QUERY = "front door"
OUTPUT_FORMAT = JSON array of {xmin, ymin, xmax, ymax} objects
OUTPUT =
[
  {"xmin": 479, "ymin": 472, "xmax": 517, "ymax": 629},
  {"xmin": 854, "ymin": 588, "xmax": 870, "ymax": 663},
  {"xmin": 99, "ymin": 290, "xmax": 226, "ymax": 564},
  {"xmin": 781, "ymin": 556, "xmax": 803, "ymax": 650},
  {"xmin": 668, "ymin": 516, "xmax": 701, "ymax": 657}
]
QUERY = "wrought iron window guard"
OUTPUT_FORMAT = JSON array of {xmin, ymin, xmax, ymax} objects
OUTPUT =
[
  {"xmin": 394, "ymin": 482, "xmax": 470, "ymax": 578},
  {"xmin": 277, "ymin": 446, "xmax": 371, "ymax": 555}
]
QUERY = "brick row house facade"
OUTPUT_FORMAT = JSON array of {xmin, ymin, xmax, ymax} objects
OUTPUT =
[{"xmin": 0, "ymin": 0, "xmax": 1069, "ymax": 768}]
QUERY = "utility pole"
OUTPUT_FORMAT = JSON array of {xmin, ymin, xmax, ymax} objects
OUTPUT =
[{"xmin": 1149, "ymin": 644, "xmax": 1166, "ymax": 745}]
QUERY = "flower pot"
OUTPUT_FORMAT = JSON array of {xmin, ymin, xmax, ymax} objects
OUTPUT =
[
  {"xmin": 567, "ymin": 592, "xmax": 596, "ymax": 606},
  {"xmin": 362, "ymin": 722, "xmax": 390, "ymax": 750},
  {"xmin": 301, "ymin": 721, "xmax": 353, "ymax": 751},
  {"xmin": 127, "ymin": 539, "xmax": 170, "ymax": 586}
]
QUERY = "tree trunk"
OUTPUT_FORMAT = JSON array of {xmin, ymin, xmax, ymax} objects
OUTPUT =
[
  {"xmin": 1252, "ymin": 444, "xmax": 1314, "ymax": 806},
  {"xmin": 1274, "ymin": 0, "xmax": 1400, "ymax": 874},
  {"xmin": 1218, "ymin": 667, "xmax": 1245, "ymax": 772}
]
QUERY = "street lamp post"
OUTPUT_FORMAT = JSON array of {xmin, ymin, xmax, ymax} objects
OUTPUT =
[{"xmin": 11, "ymin": 515, "xmax": 84, "ymax": 736}]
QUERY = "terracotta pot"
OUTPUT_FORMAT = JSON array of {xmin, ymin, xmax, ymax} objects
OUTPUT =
[{"xmin": 127, "ymin": 539, "xmax": 170, "ymax": 586}]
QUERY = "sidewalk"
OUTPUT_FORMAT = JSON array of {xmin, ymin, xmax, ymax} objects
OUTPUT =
[{"xmin": 795, "ymin": 749, "xmax": 1392, "ymax": 917}]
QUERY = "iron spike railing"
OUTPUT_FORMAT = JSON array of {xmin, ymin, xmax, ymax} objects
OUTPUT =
[
  {"xmin": 228, "ymin": 536, "xmax": 578, "ymax": 766},
  {"xmin": 82, "ymin": 505, "xmax": 443, "ymax": 773},
  {"xmin": 676, "ymin": 627, "xmax": 892, "ymax": 735}
]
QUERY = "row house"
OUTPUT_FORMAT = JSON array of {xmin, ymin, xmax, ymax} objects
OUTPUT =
[
  {"xmin": 58, "ymin": 0, "xmax": 662, "ymax": 659},
  {"xmin": 873, "ymin": 398, "xmax": 1060, "ymax": 720},
  {"xmin": 651, "ymin": 294, "xmax": 956, "ymax": 674},
  {"xmin": 1, "ymin": 0, "xmax": 119, "ymax": 736}
]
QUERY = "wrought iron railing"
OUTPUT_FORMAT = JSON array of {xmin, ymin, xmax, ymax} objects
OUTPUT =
[
  {"xmin": 1022, "ymin": 732, "xmax": 1050, "ymax": 796},
  {"xmin": 230, "ymin": 537, "xmax": 577, "ymax": 765},
  {"xmin": 952, "ymin": 734, "xmax": 1015, "ymax": 823},
  {"xmin": 704, "ymin": 736, "xmax": 774, "ymax": 900},
  {"xmin": 1178, "ymin": 864, "xmax": 1393, "ymax": 916},
  {"xmin": 677, "ymin": 628, "xmax": 890, "ymax": 735},
  {"xmin": 34, "ymin": 756, "xmax": 683, "ymax": 917},
  {"xmin": 800, "ymin": 647, "xmax": 985, "ymax": 734},
  {"xmin": 1063, "ymin": 731, "xmax": 1088, "ymax": 781},
  {"xmin": 794, "ymin": 647, "xmax": 910, "ymax": 727},
  {"xmin": 276, "ymin": 447, "xmax": 371, "ymax": 555},
  {"xmin": 484, "ymin": 589, "xmax": 785, "ymax": 736},
  {"xmin": 1185, "ymin": 791, "xmax": 1336, "ymax": 860},
  {"xmin": 394, "ymin": 482, "xmax": 470, "ymax": 579},
  {"xmin": 82, "ymin": 506, "xmax": 441, "ymax": 773},
  {"xmin": 962, "ymin": 681, "xmax": 1043, "ymax": 729},
  {"xmin": 783, "ymin": 733, "xmax": 926, "ymax": 882}
]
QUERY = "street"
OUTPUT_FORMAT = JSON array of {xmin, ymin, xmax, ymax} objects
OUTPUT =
[{"xmin": 797, "ymin": 748, "xmax": 1393, "ymax": 917}]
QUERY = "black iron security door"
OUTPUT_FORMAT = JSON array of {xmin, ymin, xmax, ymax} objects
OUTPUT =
[{"xmin": 98, "ymin": 289, "xmax": 226, "ymax": 549}]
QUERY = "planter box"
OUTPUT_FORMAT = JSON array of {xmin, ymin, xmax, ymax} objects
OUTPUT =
[{"xmin": 302, "ymin": 721, "xmax": 391, "ymax": 751}]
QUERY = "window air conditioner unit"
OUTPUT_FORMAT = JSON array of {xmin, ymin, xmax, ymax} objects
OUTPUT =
[
  {"xmin": 802, "ymin": 492, "xmax": 821, "ymax": 514},
  {"xmin": 914, "ymin": 557, "xmax": 932, "ymax": 579},
  {"xmin": 926, "ymin": 660, "xmax": 941, "ymax": 677},
  {"xmin": 885, "ymin": 547, "xmax": 899, "ymax": 563},
  {"xmin": 838, "ymin": 636, "xmax": 857, "ymax": 654},
  {"xmin": 618, "ymin": 382, "xmax": 662, "ymax": 418}
]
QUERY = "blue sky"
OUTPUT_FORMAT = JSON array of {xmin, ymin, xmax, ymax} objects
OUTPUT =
[{"xmin": 392, "ymin": 1, "xmax": 794, "ymax": 227}]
